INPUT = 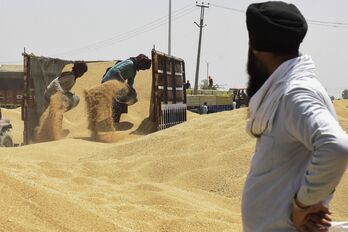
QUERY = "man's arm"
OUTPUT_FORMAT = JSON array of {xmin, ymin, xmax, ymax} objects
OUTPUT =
[
  {"xmin": 285, "ymin": 87, "xmax": 348, "ymax": 206},
  {"xmin": 120, "ymin": 60, "xmax": 136, "ymax": 87},
  {"xmin": 44, "ymin": 77, "xmax": 64, "ymax": 100},
  {"xmin": 116, "ymin": 71, "xmax": 125, "ymax": 82},
  {"xmin": 284, "ymin": 87, "xmax": 348, "ymax": 231},
  {"xmin": 127, "ymin": 75, "xmax": 134, "ymax": 88}
]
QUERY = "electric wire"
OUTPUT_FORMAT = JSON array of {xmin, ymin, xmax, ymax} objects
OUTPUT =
[
  {"xmin": 3, "ymin": 3, "xmax": 348, "ymax": 63},
  {"xmin": 0, "ymin": 3, "xmax": 196, "ymax": 63},
  {"xmin": 53, "ymin": 4, "xmax": 196, "ymax": 57},
  {"xmin": 210, "ymin": 3, "xmax": 348, "ymax": 28}
]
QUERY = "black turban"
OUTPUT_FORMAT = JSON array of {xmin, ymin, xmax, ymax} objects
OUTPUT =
[{"xmin": 246, "ymin": 1, "xmax": 308, "ymax": 53}]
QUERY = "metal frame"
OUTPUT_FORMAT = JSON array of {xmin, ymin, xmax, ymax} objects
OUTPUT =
[
  {"xmin": 150, "ymin": 49, "xmax": 187, "ymax": 130},
  {"xmin": 22, "ymin": 53, "xmax": 30, "ymax": 145}
]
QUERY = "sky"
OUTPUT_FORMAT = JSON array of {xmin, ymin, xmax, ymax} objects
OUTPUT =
[{"xmin": 1, "ymin": 0, "xmax": 348, "ymax": 98}]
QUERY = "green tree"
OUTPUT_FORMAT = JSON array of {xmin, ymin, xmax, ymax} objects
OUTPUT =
[
  {"xmin": 200, "ymin": 79, "xmax": 222, "ymax": 90},
  {"xmin": 200, "ymin": 79, "xmax": 210, "ymax": 89},
  {"xmin": 342, "ymin": 89, "xmax": 348, "ymax": 99}
]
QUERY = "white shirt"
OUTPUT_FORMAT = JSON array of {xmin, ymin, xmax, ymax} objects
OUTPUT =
[
  {"xmin": 242, "ymin": 59, "xmax": 348, "ymax": 232},
  {"xmin": 201, "ymin": 105, "xmax": 208, "ymax": 114},
  {"xmin": 232, "ymin": 101, "xmax": 237, "ymax": 109},
  {"xmin": 44, "ymin": 72, "xmax": 76, "ymax": 100}
]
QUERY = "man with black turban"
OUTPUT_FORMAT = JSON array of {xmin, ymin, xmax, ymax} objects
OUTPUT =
[{"xmin": 242, "ymin": 1, "xmax": 348, "ymax": 232}]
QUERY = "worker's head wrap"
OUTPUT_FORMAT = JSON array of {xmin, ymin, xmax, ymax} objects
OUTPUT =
[
  {"xmin": 130, "ymin": 54, "xmax": 151, "ymax": 70},
  {"xmin": 72, "ymin": 61, "xmax": 88, "ymax": 77},
  {"xmin": 246, "ymin": 1, "xmax": 308, "ymax": 53}
]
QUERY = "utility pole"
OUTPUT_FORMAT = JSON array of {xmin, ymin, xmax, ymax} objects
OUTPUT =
[
  {"xmin": 193, "ymin": 1, "xmax": 209, "ymax": 95},
  {"xmin": 206, "ymin": 61, "xmax": 209, "ymax": 81},
  {"xmin": 168, "ymin": 0, "xmax": 172, "ymax": 55}
]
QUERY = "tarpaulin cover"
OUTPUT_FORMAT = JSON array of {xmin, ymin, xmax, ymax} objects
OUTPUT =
[{"xmin": 26, "ymin": 55, "xmax": 72, "ymax": 143}]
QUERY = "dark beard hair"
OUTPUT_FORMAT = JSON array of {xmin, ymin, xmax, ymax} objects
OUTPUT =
[{"xmin": 246, "ymin": 48, "xmax": 270, "ymax": 99}]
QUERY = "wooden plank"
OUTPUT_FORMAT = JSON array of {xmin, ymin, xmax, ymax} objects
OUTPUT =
[
  {"xmin": 157, "ymin": 70, "xmax": 183, "ymax": 76},
  {"xmin": 150, "ymin": 49, "xmax": 157, "ymax": 122},
  {"xmin": 182, "ymin": 61, "xmax": 187, "ymax": 104},
  {"xmin": 158, "ymin": 59, "xmax": 182, "ymax": 73},
  {"xmin": 23, "ymin": 54, "xmax": 29, "ymax": 144},
  {"xmin": 162, "ymin": 57, "xmax": 168, "ymax": 104},
  {"xmin": 171, "ymin": 59, "xmax": 177, "ymax": 104},
  {"xmin": 157, "ymin": 89, "xmax": 183, "ymax": 102},
  {"xmin": 156, "ymin": 75, "xmax": 183, "ymax": 88},
  {"xmin": 150, "ymin": 49, "xmax": 187, "ymax": 130}
]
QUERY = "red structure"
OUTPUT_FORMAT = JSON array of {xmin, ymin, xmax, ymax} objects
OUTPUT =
[{"xmin": 0, "ymin": 67, "xmax": 24, "ymax": 108}]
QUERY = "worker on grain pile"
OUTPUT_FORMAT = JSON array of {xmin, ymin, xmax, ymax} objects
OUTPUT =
[
  {"xmin": 44, "ymin": 61, "xmax": 88, "ymax": 111},
  {"xmin": 101, "ymin": 54, "xmax": 151, "ymax": 124},
  {"xmin": 242, "ymin": 1, "xmax": 348, "ymax": 232},
  {"xmin": 208, "ymin": 75, "xmax": 213, "ymax": 88}
]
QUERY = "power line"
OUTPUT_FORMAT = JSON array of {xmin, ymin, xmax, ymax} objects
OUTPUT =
[
  {"xmin": 0, "ymin": 3, "xmax": 196, "ymax": 63},
  {"xmin": 54, "ymin": 7, "xmax": 194, "ymax": 56},
  {"xmin": 210, "ymin": 3, "xmax": 348, "ymax": 28},
  {"xmin": 53, "ymin": 4, "xmax": 196, "ymax": 57},
  {"xmin": 308, "ymin": 19, "xmax": 348, "ymax": 27},
  {"xmin": 309, "ymin": 21, "xmax": 348, "ymax": 28},
  {"xmin": 107, "ymin": 8, "xmax": 196, "ymax": 44},
  {"xmin": 209, "ymin": 3, "xmax": 244, "ymax": 13}
]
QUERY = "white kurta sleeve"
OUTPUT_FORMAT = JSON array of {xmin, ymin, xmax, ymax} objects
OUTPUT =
[{"xmin": 284, "ymin": 87, "xmax": 348, "ymax": 206}]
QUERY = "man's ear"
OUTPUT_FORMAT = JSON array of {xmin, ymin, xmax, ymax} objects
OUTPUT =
[
  {"xmin": 253, "ymin": 50, "xmax": 270, "ymax": 61},
  {"xmin": 253, "ymin": 49, "xmax": 262, "ymax": 60}
]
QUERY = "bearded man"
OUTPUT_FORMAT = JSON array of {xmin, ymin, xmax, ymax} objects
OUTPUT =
[{"xmin": 242, "ymin": 2, "xmax": 348, "ymax": 232}]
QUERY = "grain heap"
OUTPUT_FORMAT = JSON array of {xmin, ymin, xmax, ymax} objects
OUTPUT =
[{"xmin": 0, "ymin": 61, "xmax": 347, "ymax": 231}]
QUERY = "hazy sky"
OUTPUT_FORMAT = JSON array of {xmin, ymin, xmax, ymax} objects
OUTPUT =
[{"xmin": 1, "ymin": 0, "xmax": 348, "ymax": 97}]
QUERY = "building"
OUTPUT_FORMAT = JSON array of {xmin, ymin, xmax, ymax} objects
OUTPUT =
[{"xmin": 0, "ymin": 65, "xmax": 23, "ymax": 108}]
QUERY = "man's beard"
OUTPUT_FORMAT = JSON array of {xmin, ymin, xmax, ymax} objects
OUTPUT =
[{"xmin": 246, "ymin": 48, "xmax": 270, "ymax": 99}]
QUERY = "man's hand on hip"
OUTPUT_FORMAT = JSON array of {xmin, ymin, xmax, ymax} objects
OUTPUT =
[{"xmin": 292, "ymin": 197, "xmax": 332, "ymax": 232}]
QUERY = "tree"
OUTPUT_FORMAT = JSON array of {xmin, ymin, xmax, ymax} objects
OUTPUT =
[
  {"xmin": 342, "ymin": 89, "xmax": 348, "ymax": 99},
  {"xmin": 200, "ymin": 79, "xmax": 210, "ymax": 89},
  {"xmin": 200, "ymin": 79, "xmax": 222, "ymax": 90}
]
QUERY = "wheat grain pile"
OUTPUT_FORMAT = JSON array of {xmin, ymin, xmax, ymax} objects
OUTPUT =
[{"xmin": 0, "ymin": 61, "xmax": 347, "ymax": 231}]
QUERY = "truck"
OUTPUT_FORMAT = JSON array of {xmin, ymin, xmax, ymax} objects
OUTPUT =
[{"xmin": 186, "ymin": 88, "xmax": 249, "ymax": 114}]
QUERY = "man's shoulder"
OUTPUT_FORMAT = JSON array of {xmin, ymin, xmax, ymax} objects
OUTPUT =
[
  {"xmin": 282, "ymin": 77, "xmax": 333, "ymax": 115},
  {"xmin": 118, "ymin": 59, "xmax": 133, "ymax": 65},
  {"xmin": 114, "ymin": 59, "xmax": 134, "ymax": 70},
  {"xmin": 285, "ymin": 77, "xmax": 327, "ymax": 98},
  {"xmin": 60, "ymin": 71, "xmax": 75, "ymax": 79}
]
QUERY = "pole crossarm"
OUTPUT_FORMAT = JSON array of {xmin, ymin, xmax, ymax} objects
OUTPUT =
[{"xmin": 196, "ymin": 1, "xmax": 210, "ymax": 8}]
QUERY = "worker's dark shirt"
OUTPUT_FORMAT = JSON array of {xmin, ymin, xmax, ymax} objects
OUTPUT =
[{"xmin": 101, "ymin": 59, "xmax": 136, "ymax": 87}]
